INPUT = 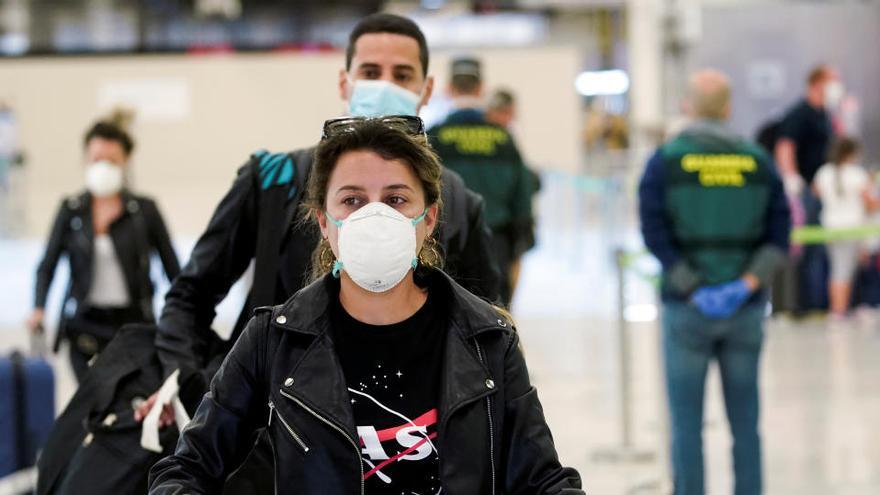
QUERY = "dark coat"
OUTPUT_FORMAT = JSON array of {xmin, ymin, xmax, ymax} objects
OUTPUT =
[
  {"xmin": 36, "ymin": 324, "xmax": 181, "ymax": 495},
  {"xmin": 149, "ymin": 270, "xmax": 583, "ymax": 494},
  {"xmin": 156, "ymin": 148, "xmax": 502, "ymax": 411},
  {"xmin": 34, "ymin": 190, "xmax": 180, "ymax": 324}
]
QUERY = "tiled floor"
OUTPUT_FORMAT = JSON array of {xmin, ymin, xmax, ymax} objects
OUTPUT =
[
  {"xmin": 2, "ymin": 178, "xmax": 880, "ymax": 493},
  {"xmin": 515, "ymin": 310, "xmax": 880, "ymax": 494}
]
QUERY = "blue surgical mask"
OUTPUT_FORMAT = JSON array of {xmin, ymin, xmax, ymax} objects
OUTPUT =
[{"xmin": 348, "ymin": 79, "xmax": 422, "ymax": 118}]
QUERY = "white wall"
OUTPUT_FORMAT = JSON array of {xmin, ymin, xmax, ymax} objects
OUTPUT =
[{"xmin": 0, "ymin": 46, "xmax": 581, "ymax": 240}]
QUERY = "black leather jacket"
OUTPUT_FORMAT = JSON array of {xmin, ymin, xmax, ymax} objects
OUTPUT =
[
  {"xmin": 156, "ymin": 149, "xmax": 502, "ymax": 411},
  {"xmin": 34, "ymin": 190, "xmax": 180, "ymax": 321},
  {"xmin": 149, "ymin": 270, "xmax": 583, "ymax": 494}
]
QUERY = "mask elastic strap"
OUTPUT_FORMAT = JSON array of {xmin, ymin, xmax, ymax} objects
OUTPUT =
[
  {"xmin": 325, "ymin": 211, "xmax": 343, "ymax": 228},
  {"xmin": 411, "ymin": 208, "xmax": 428, "ymax": 226},
  {"xmin": 326, "ymin": 211, "xmax": 343, "ymax": 278},
  {"xmin": 410, "ymin": 208, "xmax": 429, "ymax": 270}
]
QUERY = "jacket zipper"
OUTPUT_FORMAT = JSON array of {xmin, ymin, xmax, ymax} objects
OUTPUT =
[
  {"xmin": 280, "ymin": 389, "xmax": 364, "ymax": 495},
  {"xmin": 475, "ymin": 340, "xmax": 497, "ymax": 495},
  {"xmin": 268, "ymin": 400, "xmax": 310, "ymax": 453}
]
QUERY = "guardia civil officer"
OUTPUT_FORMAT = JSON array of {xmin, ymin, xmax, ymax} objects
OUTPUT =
[
  {"xmin": 429, "ymin": 58, "xmax": 533, "ymax": 306},
  {"xmin": 639, "ymin": 70, "xmax": 791, "ymax": 495}
]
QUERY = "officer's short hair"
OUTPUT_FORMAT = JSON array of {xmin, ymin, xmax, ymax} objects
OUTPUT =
[
  {"xmin": 346, "ymin": 14, "xmax": 429, "ymax": 77},
  {"xmin": 688, "ymin": 70, "xmax": 730, "ymax": 120},
  {"xmin": 488, "ymin": 89, "xmax": 515, "ymax": 112},
  {"xmin": 450, "ymin": 57, "xmax": 481, "ymax": 94}
]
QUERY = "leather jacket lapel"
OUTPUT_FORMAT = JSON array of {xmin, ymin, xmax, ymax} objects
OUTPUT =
[
  {"xmin": 281, "ymin": 329, "xmax": 358, "ymax": 443},
  {"xmin": 439, "ymin": 323, "xmax": 498, "ymax": 429}
]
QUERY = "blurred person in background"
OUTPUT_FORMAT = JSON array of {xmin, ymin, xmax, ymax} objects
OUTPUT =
[
  {"xmin": 137, "ymin": 13, "xmax": 500, "ymax": 493},
  {"xmin": 812, "ymin": 137, "xmax": 879, "ymax": 319},
  {"xmin": 485, "ymin": 88, "xmax": 516, "ymax": 129},
  {"xmin": 485, "ymin": 87, "xmax": 541, "ymax": 299},
  {"xmin": 149, "ymin": 118, "xmax": 584, "ymax": 494},
  {"xmin": 775, "ymin": 65, "xmax": 842, "ymax": 312},
  {"xmin": 26, "ymin": 111, "xmax": 180, "ymax": 382},
  {"xmin": 0, "ymin": 102, "xmax": 23, "ymax": 236},
  {"xmin": 429, "ymin": 59, "xmax": 533, "ymax": 306},
  {"xmin": 639, "ymin": 69, "xmax": 791, "ymax": 495}
]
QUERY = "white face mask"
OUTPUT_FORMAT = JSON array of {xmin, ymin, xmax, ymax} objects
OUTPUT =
[
  {"xmin": 347, "ymin": 78, "xmax": 423, "ymax": 118},
  {"xmin": 824, "ymin": 80, "xmax": 845, "ymax": 110},
  {"xmin": 85, "ymin": 160, "xmax": 124, "ymax": 197},
  {"xmin": 327, "ymin": 202, "xmax": 428, "ymax": 293}
]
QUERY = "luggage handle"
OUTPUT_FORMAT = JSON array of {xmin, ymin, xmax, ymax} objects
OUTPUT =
[{"xmin": 29, "ymin": 323, "xmax": 48, "ymax": 359}]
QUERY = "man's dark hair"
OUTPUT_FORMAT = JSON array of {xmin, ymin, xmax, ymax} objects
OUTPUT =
[
  {"xmin": 451, "ymin": 75, "xmax": 480, "ymax": 94},
  {"xmin": 346, "ymin": 13, "xmax": 429, "ymax": 77},
  {"xmin": 83, "ymin": 121, "xmax": 134, "ymax": 156}
]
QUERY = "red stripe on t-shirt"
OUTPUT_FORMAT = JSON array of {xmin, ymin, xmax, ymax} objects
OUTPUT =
[{"xmin": 363, "ymin": 432, "xmax": 438, "ymax": 480}]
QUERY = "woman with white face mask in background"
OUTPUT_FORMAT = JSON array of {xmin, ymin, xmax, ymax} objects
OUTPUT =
[
  {"xmin": 149, "ymin": 117, "xmax": 584, "ymax": 495},
  {"xmin": 26, "ymin": 111, "xmax": 180, "ymax": 382}
]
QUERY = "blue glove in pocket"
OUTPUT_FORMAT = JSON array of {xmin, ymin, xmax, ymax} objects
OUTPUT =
[{"xmin": 691, "ymin": 279, "xmax": 752, "ymax": 319}]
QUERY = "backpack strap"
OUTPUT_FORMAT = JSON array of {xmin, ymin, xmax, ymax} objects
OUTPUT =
[{"xmin": 251, "ymin": 148, "xmax": 314, "ymax": 308}]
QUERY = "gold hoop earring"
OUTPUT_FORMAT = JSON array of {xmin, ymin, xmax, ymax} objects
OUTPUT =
[
  {"xmin": 318, "ymin": 239, "xmax": 336, "ymax": 270},
  {"xmin": 418, "ymin": 236, "xmax": 443, "ymax": 269}
]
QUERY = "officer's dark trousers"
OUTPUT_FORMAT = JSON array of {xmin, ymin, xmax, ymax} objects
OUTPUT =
[{"xmin": 490, "ymin": 225, "xmax": 515, "ymax": 306}]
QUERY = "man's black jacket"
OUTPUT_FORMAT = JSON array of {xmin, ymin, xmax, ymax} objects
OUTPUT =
[
  {"xmin": 156, "ymin": 148, "xmax": 502, "ymax": 411},
  {"xmin": 149, "ymin": 270, "xmax": 583, "ymax": 494}
]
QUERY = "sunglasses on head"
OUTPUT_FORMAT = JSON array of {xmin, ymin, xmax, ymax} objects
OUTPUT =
[{"xmin": 320, "ymin": 115, "xmax": 426, "ymax": 141}]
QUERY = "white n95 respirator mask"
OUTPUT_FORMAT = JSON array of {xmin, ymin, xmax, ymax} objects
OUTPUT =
[
  {"xmin": 85, "ymin": 160, "xmax": 124, "ymax": 197},
  {"xmin": 326, "ymin": 202, "xmax": 428, "ymax": 293}
]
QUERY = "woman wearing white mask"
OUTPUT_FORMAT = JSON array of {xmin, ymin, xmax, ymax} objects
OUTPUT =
[
  {"xmin": 27, "ymin": 112, "xmax": 180, "ymax": 381},
  {"xmin": 149, "ymin": 117, "xmax": 583, "ymax": 494}
]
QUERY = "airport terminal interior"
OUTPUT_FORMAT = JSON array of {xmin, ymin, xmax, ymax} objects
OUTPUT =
[{"xmin": 1, "ymin": 1, "xmax": 879, "ymax": 494}]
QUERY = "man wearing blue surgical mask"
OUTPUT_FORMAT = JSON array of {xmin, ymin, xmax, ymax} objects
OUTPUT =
[
  {"xmin": 339, "ymin": 16, "xmax": 434, "ymax": 118},
  {"xmin": 136, "ymin": 13, "xmax": 500, "ymax": 494}
]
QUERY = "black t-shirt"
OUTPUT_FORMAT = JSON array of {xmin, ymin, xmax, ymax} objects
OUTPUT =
[
  {"xmin": 779, "ymin": 99, "xmax": 833, "ymax": 184},
  {"xmin": 330, "ymin": 286, "xmax": 447, "ymax": 494}
]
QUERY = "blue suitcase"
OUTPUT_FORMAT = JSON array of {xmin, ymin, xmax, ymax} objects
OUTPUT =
[{"xmin": 0, "ymin": 351, "xmax": 55, "ymax": 478}]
